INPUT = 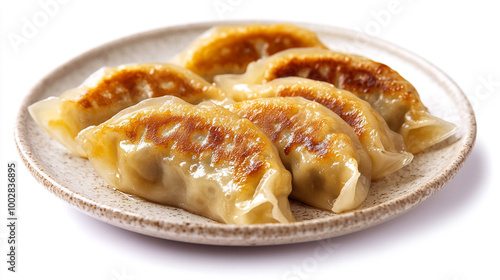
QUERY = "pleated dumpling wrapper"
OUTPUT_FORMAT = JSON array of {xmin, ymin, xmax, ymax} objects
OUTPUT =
[
  {"xmin": 224, "ymin": 77, "xmax": 413, "ymax": 179},
  {"xmin": 227, "ymin": 97, "xmax": 372, "ymax": 213},
  {"xmin": 29, "ymin": 63, "xmax": 229, "ymax": 157},
  {"xmin": 171, "ymin": 23, "xmax": 327, "ymax": 82},
  {"xmin": 215, "ymin": 48, "xmax": 457, "ymax": 154},
  {"xmin": 76, "ymin": 96, "xmax": 295, "ymax": 225}
]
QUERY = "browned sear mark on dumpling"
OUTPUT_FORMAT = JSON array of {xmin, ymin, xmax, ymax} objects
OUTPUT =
[
  {"xmin": 273, "ymin": 86, "xmax": 367, "ymax": 137},
  {"xmin": 236, "ymin": 102, "xmax": 346, "ymax": 158},
  {"xmin": 111, "ymin": 112, "xmax": 266, "ymax": 183},
  {"xmin": 191, "ymin": 32, "xmax": 326, "ymax": 75},
  {"xmin": 266, "ymin": 57, "xmax": 419, "ymax": 104},
  {"xmin": 175, "ymin": 24, "xmax": 328, "ymax": 81},
  {"xmin": 77, "ymin": 67, "xmax": 209, "ymax": 109}
]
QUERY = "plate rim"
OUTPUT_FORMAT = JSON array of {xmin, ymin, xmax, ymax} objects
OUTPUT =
[{"xmin": 14, "ymin": 20, "xmax": 477, "ymax": 246}]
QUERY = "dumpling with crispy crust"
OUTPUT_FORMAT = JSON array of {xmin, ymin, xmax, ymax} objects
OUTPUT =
[
  {"xmin": 224, "ymin": 77, "xmax": 413, "ymax": 179},
  {"xmin": 29, "ymin": 63, "xmax": 229, "ymax": 157},
  {"xmin": 215, "ymin": 48, "xmax": 457, "ymax": 154},
  {"xmin": 227, "ymin": 97, "xmax": 372, "ymax": 213},
  {"xmin": 76, "ymin": 96, "xmax": 295, "ymax": 225},
  {"xmin": 172, "ymin": 24, "xmax": 327, "ymax": 82}
]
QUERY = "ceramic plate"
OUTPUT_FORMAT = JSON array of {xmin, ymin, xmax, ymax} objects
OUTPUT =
[{"xmin": 15, "ymin": 21, "xmax": 476, "ymax": 246}]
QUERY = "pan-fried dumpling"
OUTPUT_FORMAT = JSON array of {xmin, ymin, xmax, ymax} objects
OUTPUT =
[
  {"xmin": 171, "ymin": 24, "xmax": 327, "ymax": 82},
  {"xmin": 215, "ymin": 48, "xmax": 457, "ymax": 154},
  {"xmin": 226, "ymin": 97, "xmax": 371, "ymax": 213},
  {"xmin": 227, "ymin": 77, "xmax": 413, "ymax": 179},
  {"xmin": 29, "ymin": 63, "xmax": 228, "ymax": 157},
  {"xmin": 76, "ymin": 96, "xmax": 295, "ymax": 225}
]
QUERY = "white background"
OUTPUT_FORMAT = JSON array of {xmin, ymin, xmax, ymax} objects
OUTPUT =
[{"xmin": 1, "ymin": 0, "xmax": 499, "ymax": 279}]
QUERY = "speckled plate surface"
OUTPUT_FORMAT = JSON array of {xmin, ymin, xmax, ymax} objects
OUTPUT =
[{"xmin": 14, "ymin": 21, "xmax": 476, "ymax": 246}]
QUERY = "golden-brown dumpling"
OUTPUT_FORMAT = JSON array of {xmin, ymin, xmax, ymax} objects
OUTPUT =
[
  {"xmin": 226, "ymin": 77, "xmax": 413, "ymax": 179},
  {"xmin": 76, "ymin": 96, "xmax": 295, "ymax": 225},
  {"xmin": 215, "ymin": 48, "xmax": 457, "ymax": 154},
  {"xmin": 29, "ymin": 63, "xmax": 228, "ymax": 157},
  {"xmin": 171, "ymin": 24, "xmax": 327, "ymax": 82},
  {"xmin": 227, "ymin": 97, "xmax": 371, "ymax": 213}
]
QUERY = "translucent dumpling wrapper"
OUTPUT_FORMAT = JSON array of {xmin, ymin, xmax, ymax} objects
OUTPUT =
[
  {"xmin": 225, "ymin": 77, "xmax": 413, "ymax": 179},
  {"xmin": 29, "ymin": 63, "xmax": 229, "ymax": 157},
  {"xmin": 76, "ymin": 96, "xmax": 295, "ymax": 225},
  {"xmin": 171, "ymin": 23, "xmax": 327, "ymax": 82},
  {"xmin": 215, "ymin": 48, "xmax": 457, "ymax": 154},
  {"xmin": 227, "ymin": 97, "xmax": 372, "ymax": 213}
]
